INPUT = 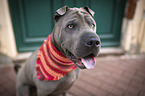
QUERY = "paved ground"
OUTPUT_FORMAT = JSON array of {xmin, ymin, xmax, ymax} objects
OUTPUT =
[
  {"xmin": 0, "ymin": 65, "xmax": 16, "ymax": 96},
  {"xmin": 0, "ymin": 55, "xmax": 145, "ymax": 96}
]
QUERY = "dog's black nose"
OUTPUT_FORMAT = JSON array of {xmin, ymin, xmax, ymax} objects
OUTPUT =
[{"xmin": 85, "ymin": 38, "xmax": 100, "ymax": 48}]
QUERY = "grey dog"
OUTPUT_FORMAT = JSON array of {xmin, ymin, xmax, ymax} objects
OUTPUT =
[{"xmin": 16, "ymin": 6, "xmax": 100, "ymax": 96}]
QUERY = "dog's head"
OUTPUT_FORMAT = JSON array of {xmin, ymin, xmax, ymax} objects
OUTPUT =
[{"xmin": 52, "ymin": 6, "xmax": 101, "ymax": 69}]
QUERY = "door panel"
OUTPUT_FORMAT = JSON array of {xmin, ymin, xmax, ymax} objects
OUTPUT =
[{"xmin": 8, "ymin": 0, "xmax": 126, "ymax": 52}]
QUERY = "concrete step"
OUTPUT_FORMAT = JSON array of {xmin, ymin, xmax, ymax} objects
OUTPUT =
[
  {"xmin": 99, "ymin": 47, "xmax": 125, "ymax": 56},
  {"xmin": 0, "ymin": 53, "xmax": 12, "ymax": 65}
]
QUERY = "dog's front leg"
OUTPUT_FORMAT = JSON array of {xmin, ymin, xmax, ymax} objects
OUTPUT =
[
  {"xmin": 16, "ymin": 84, "xmax": 30, "ymax": 96},
  {"xmin": 16, "ymin": 66, "xmax": 32, "ymax": 96},
  {"xmin": 36, "ymin": 85, "xmax": 55, "ymax": 96}
]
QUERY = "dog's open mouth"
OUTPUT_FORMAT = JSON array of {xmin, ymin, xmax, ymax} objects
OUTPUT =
[{"xmin": 65, "ymin": 50, "xmax": 96, "ymax": 69}]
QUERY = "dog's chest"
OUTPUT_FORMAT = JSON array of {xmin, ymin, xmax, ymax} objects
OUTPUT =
[
  {"xmin": 51, "ymin": 68, "xmax": 80, "ymax": 94},
  {"xmin": 63, "ymin": 68, "xmax": 80, "ymax": 83}
]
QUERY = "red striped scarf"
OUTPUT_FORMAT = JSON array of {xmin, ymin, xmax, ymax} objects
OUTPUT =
[{"xmin": 36, "ymin": 34, "xmax": 77, "ymax": 81}]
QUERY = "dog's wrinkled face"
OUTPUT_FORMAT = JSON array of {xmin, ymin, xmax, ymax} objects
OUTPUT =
[{"xmin": 53, "ymin": 6, "xmax": 101, "ymax": 69}]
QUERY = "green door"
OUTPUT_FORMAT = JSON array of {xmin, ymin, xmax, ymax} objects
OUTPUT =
[{"xmin": 8, "ymin": 0, "xmax": 126, "ymax": 52}]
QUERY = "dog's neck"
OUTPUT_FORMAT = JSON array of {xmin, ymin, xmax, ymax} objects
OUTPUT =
[
  {"xmin": 36, "ymin": 34, "xmax": 77, "ymax": 81},
  {"xmin": 51, "ymin": 29, "xmax": 66, "ymax": 56}
]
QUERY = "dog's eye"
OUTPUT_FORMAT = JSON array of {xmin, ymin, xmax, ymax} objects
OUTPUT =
[
  {"xmin": 68, "ymin": 24, "xmax": 74, "ymax": 29},
  {"xmin": 91, "ymin": 24, "xmax": 95, "ymax": 29}
]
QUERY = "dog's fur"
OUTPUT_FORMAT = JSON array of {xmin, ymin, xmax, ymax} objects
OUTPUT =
[{"xmin": 16, "ymin": 6, "xmax": 100, "ymax": 96}]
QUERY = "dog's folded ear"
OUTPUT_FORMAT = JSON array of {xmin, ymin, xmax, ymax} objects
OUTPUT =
[
  {"xmin": 83, "ymin": 6, "xmax": 95, "ymax": 17},
  {"xmin": 56, "ymin": 5, "xmax": 68, "ymax": 15},
  {"xmin": 54, "ymin": 6, "xmax": 69, "ymax": 22}
]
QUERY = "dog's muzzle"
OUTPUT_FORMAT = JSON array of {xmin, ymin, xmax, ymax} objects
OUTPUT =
[{"xmin": 65, "ymin": 32, "xmax": 101, "ymax": 69}]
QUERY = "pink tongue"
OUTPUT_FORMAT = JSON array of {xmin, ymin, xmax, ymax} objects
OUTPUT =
[{"xmin": 81, "ymin": 56, "xmax": 96, "ymax": 69}]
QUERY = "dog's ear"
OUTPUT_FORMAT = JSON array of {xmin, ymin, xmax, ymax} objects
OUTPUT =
[
  {"xmin": 54, "ymin": 6, "xmax": 69, "ymax": 22},
  {"xmin": 84, "ymin": 6, "xmax": 95, "ymax": 17}
]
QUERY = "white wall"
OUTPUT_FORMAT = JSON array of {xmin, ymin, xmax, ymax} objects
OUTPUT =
[
  {"xmin": 121, "ymin": 0, "xmax": 145, "ymax": 54},
  {"xmin": 0, "ymin": 0, "xmax": 17, "ymax": 58}
]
